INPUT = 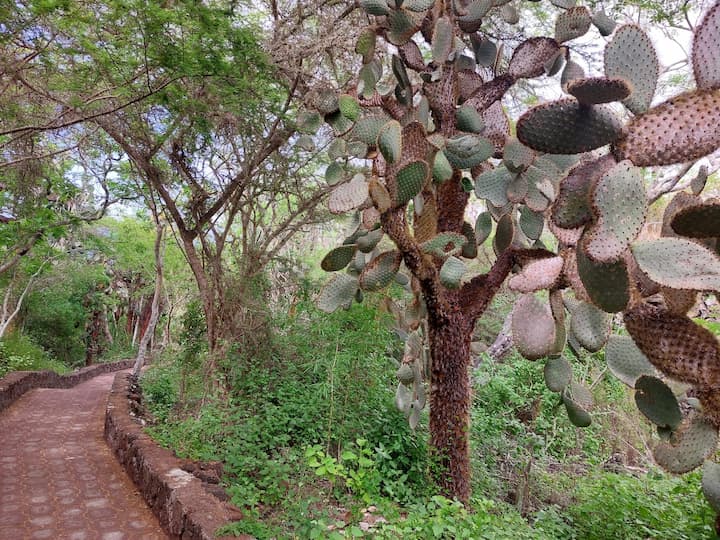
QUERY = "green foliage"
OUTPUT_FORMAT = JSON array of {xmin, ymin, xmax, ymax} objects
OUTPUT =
[{"xmin": 0, "ymin": 332, "xmax": 68, "ymax": 378}]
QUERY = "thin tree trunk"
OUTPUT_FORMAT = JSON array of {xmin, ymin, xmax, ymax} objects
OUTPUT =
[
  {"xmin": 133, "ymin": 221, "xmax": 165, "ymax": 377},
  {"xmin": 0, "ymin": 260, "xmax": 49, "ymax": 339}
]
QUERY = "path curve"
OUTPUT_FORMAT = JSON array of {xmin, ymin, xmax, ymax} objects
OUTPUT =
[{"xmin": 0, "ymin": 371, "xmax": 168, "ymax": 540}]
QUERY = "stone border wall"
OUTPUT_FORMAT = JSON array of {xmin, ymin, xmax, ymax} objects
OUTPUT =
[
  {"xmin": 0, "ymin": 360, "xmax": 135, "ymax": 413},
  {"xmin": 104, "ymin": 372, "xmax": 244, "ymax": 540}
]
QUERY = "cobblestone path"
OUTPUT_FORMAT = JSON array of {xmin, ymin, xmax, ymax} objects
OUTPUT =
[{"xmin": 0, "ymin": 371, "xmax": 168, "ymax": 540}]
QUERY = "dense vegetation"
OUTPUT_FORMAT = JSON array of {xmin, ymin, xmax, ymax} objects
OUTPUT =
[{"xmin": 1, "ymin": 0, "xmax": 720, "ymax": 538}]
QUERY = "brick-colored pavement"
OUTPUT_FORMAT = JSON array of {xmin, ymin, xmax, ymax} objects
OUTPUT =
[{"xmin": 0, "ymin": 371, "xmax": 168, "ymax": 540}]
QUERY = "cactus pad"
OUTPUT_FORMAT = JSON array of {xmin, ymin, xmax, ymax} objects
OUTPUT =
[
  {"xmin": 474, "ymin": 37, "xmax": 498, "ymax": 67},
  {"xmin": 661, "ymin": 287, "xmax": 698, "ymax": 316},
  {"xmin": 357, "ymin": 227, "xmax": 384, "ymax": 253},
  {"xmin": 396, "ymin": 364, "xmax": 415, "ymax": 385},
  {"xmin": 501, "ymin": 4, "xmax": 519, "ymax": 24},
  {"xmin": 566, "ymin": 77, "xmax": 633, "ymax": 105},
  {"xmin": 387, "ymin": 9, "xmax": 423, "ymax": 45},
  {"xmin": 554, "ymin": 6, "xmax": 592, "ymax": 43},
  {"xmin": 575, "ymin": 244, "xmax": 630, "ymax": 312},
  {"xmin": 432, "ymin": 151, "xmax": 454, "ymax": 183},
  {"xmin": 545, "ymin": 356, "xmax": 573, "ymax": 393},
  {"xmin": 569, "ymin": 300, "xmax": 611, "ymax": 352},
  {"xmin": 351, "ymin": 114, "xmax": 391, "ymax": 146},
  {"xmin": 368, "ymin": 177, "xmax": 392, "ymax": 212},
  {"xmin": 623, "ymin": 303, "xmax": 720, "ymax": 389},
  {"xmin": 670, "ymin": 201, "xmax": 720, "ymax": 238},
  {"xmin": 325, "ymin": 162, "xmax": 345, "ymax": 186},
  {"xmin": 321, "ymin": 244, "xmax": 357, "ymax": 272},
  {"xmin": 461, "ymin": 222, "xmax": 478, "ymax": 259},
  {"xmin": 512, "ymin": 293, "xmax": 557, "ymax": 360},
  {"xmin": 517, "ymin": 100, "xmax": 622, "ymax": 155},
  {"xmin": 317, "ymin": 273, "xmax": 359, "ymax": 313},
  {"xmin": 458, "ymin": 0, "xmax": 493, "ymax": 26},
  {"xmin": 503, "ymin": 138, "xmax": 535, "ymax": 173},
  {"xmin": 508, "ymin": 37, "xmax": 562, "ymax": 79},
  {"xmin": 359, "ymin": 250, "xmax": 402, "ymax": 291},
  {"xmin": 561, "ymin": 58, "xmax": 585, "ymax": 90},
  {"xmin": 475, "ymin": 211, "xmax": 493, "ymax": 245},
  {"xmin": 551, "ymin": 155, "xmax": 615, "ymax": 229},
  {"xmin": 361, "ymin": 0, "xmax": 390, "ymax": 16},
  {"xmin": 653, "ymin": 415, "xmax": 719, "ymax": 474},
  {"xmin": 395, "ymin": 160, "xmax": 429, "ymax": 207},
  {"xmin": 355, "ymin": 28, "xmax": 376, "ymax": 64},
  {"xmin": 631, "ymin": 238, "xmax": 720, "ymax": 291},
  {"xmin": 634, "ymin": 375, "xmax": 682, "ymax": 430},
  {"xmin": 432, "ymin": 16, "xmax": 454, "ymax": 64},
  {"xmin": 693, "ymin": 2, "xmax": 720, "ymax": 90},
  {"xmin": 395, "ymin": 382, "xmax": 412, "ymax": 413},
  {"xmin": 613, "ymin": 88, "xmax": 720, "ymax": 166},
  {"xmin": 444, "ymin": 134, "xmax": 494, "ymax": 169},
  {"xmin": 604, "ymin": 25, "xmax": 658, "ymax": 115},
  {"xmin": 494, "ymin": 213, "xmax": 515, "ymax": 255},
  {"xmin": 440, "ymin": 256, "xmax": 467, "ymax": 289},
  {"xmin": 474, "ymin": 166, "xmax": 512, "ymax": 207},
  {"xmin": 508, "ymin": 256, "xmax": 564, "ymax": 293},
  {"xmin": 703, "ymin": 461, "xmax": 720, "ymax": 512},
  {"xmin": 562, "ymin": 382, "xmax": 593, "ymax": 427},
  {"xmin": 605, "ymin": 335, "xmax": 657, "ymax": 388},
  {"xmin": 519, "ymin": 206, "xmax": 544, "ymax": 240},
  {"xmin": 399, "ymin": 39, "xmax": 426, "ymax": 72},
  {"xmin": 421, "ymin": 232, "xmax": 467, "ymax": 258},
  {"xmin": 456, "ymin": 105, "xmax": 486, "ymax": 133},
  {"xmin": 591, "ymin": 10, "xmax": 616, "ymax": 36},
  {"xmin": 583, "ymin": 159, "xmax": 647, "ymax": 263},
  {"xmin": 328, "ymin": 175, "xmax": 369, "ymax": 214},
  {"xmin": 378, "ymin": 120, "xmax": 403, "ymax": 164}
]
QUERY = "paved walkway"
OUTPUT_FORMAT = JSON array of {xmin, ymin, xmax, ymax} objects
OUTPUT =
[{"xmin": 0, "ymin": 371, "xmax": 168, "ymax": 540}]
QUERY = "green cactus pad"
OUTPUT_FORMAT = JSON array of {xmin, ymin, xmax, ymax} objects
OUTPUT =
[
  {"xmin": 359, "ymin": 250, "xmax": 402, "ymax": 291},
  {"xmin": 519, "ymin": 206, "xmax": 544, "ymax": 240},
  {"xmin": 670, "ymin": 201, "xmax": 720, "ymax": 238},
  {"xmin": 563, "ymin": 394, "xmax": 592, "ymax": 427},
  {"xmin": 421, "ymin": 232, "xmax": 467, "ymax": 258},
  {"xmin": 395, "ymin": 160, "xmax": 429, "ymax": 207},
  {"xmin": 554, "ymin": 6, "xmax": 592, "ymax": 43},
  {"xmin": 561, "ymin": 58, "xmax": 585, "ymax": 91},
  {"xmin": 358, "ymin": 60, "xmax": 382, "ymax": 98},
  {"xmin": 355, "ymin": 28, "xmax": 376, "ymax": 64},
  {"xmin": 339, "ymin": 95, "xmax": 361, "ymax": 122},
  {"xmin": 631, "ymin": 238, "xmax": 720, "ymax": 291},
  {"xmin": 361, "ymin": 0, "xmax": 390, "ymax": 15},
  {"xmin": 575, "ymin": 245, "xmax": 629, "ymax": 312},
  {"xmin": 583, "ymin": 160, "xmax": 646, "ymax": 263},
  {"xmin": 506, "ymin": 174, "xmax": 528, "ymax": 203},
  {"xmin": 474, "ymin": 166, "xmax": 512, "ymax": 207},
  {"xmin": 475, "ymin": 211, "xmax": 493, "ymax": 245},
  {"xmin": 387, "ymin": 8, "xmax": 422, "ymax": 45},
  {"xmin": 693, "ymin": 2, "xmax": 720, "ymax": 90},
  {"xmin": 440, "ymin": 256, "xmax": 467, "ymax": 289},
  {"xmin": 314, "ymin": 89, "xmax": 340, "ymax": 115},
  {"xmin": 605, "ymin": 335, "xmax": 657, "ymax": 388},
  {"xmin": 503, "ymin": 138, "xmax": 535, "ymax": 173},
  {"xmin": 328, "ymin": 175, "xmax": 369, "ymax": 214},
  {"xmin": 508, "ymin": 37, "xmax": 562, "ymax": 79},
  {"xmin": 321, "ymin": 244, "xmax": 357, "ymax": 272},
  {"xmin": 551, "ymin": 155, "xmax": 615, "ymax": 229},
  {"xmin": 378, "ymin": 120, "xmax": 403, "ymax": 164},
  {"xmin": 634, "ymin": 375, "xmax": 682, "ymax": 430},
  {"xmin": 604, "ymin": 24, "xmax": 658, "ymax": 115},
  {"xmin": 445, "ymin": 135, "xmax": 494, "ymax": 169},
  {"xmin": 458, "ymin": 0, "xmax": 493, "ymax": 25},
  {"xmin": 351, "ymin": 114, "xmax": 391, "ymax": 146},
  {"xmin": 327, "ymin": 139, "xmax": 347, "ymax": 161},
  {"xmin": 614, "ymin": 88, "xmax": 720, "ymax": 167},
  {"xmin": 432, "ymin": 151, "xmax": 454, "ymax": 183},
  {"xmin": 317, "ymin": 273, "xmax": 359, "ymax": 313},
  {"xmin": 432, "ymin": 16, "xmax": 454, "ymax": 64},
  {"xmin": 456, "ymin": 105, "xmax": 485, "ymax": 133},
  {"xmin": 494, "ymin": 213, "xmax": 515, "ymax": 255},
  {"xmin": 623, "ymin": 303, "xmax": 720, "ymax": 389},
  {"xmin": 509, "ymin": 256, "xmax": 564, "ymax": 293},
  {"xmin": 517, "ymin": 100, "xmax": 623, "ymax": 155},
  {"xmin": 461, "ymin": 222, "xmax": 478, "ymax": 259},
  {"xmin": 325, "ymin": 110, "xmax": 354, "ymax": 136},
  {"xmin": 357, "ymin": 227, "xmax": 384, "ymax": 253},
  {"xmin": 567, "ymin": 380, "xmax": 594, "ymax": 410},
  {"xmin": 545, "ymin": 356, "xmax": 572, "ymax": 393},
  {"xmin": 570, "ymin": 301, "xmax": 611, "ymax": 352},
  {"xmin": 474, "ymin": 37, "xmax": 498, "ymax": 67},
  {"xmin": 512, "ymin": 293, "xmax": 557, "ymax": 360},
  {"xmin": 297, "ymin": 111, "xmax": 323, "ymax": 134},
  {"xmin": 591, "ymin": 10, "xmax": 616, "ymax": 36},
  {"xmin": 702, "ymin": 462, "xmax": 720, "ymax": 512},
  {"xmin": 653, "ymin": 415, "xmax": 719, "ymax": 474},
  {"xmin": 566, "ymin": 77, "xmax": 632, "ymax": 105},
  {"xmin": 405, "ymin": 0, "xmax": 435, "ymax": 12}
]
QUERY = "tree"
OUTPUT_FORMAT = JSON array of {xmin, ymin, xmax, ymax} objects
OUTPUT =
[{"xmin": 313, "ymin": 0, "xmax": 720, "ymax": 520}]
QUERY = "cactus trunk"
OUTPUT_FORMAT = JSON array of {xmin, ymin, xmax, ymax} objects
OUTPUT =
[{"xmin": 428, "ymin": 311, "xmax": 473, "ymax": 503}]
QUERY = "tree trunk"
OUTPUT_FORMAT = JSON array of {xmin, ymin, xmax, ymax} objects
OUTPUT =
[
  {"xmin": 428, "ymin": 310, "xmax": 473, "ymax": 503},
  {"xmin": 133, "ymin": 222, "xmax": 164, "ymax": 377}
]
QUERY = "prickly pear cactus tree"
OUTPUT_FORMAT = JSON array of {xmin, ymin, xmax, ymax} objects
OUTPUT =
[{"xmin": 306, "ymin": 0, "xmax": 720, "ymax": 514}]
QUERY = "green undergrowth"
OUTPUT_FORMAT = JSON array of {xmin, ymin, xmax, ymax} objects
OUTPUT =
[
  {"xmin": 0, "ymin": 331, "xmax": 69, "ymax": 378},
  {"xmin": 141, "ymin": 293, "xmax": 718, "ymax": 539}
]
